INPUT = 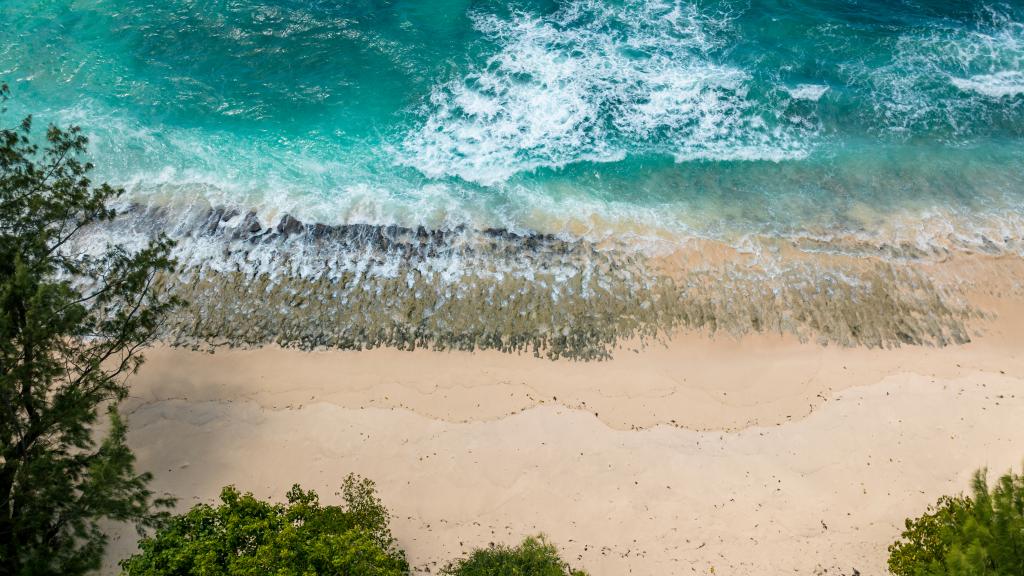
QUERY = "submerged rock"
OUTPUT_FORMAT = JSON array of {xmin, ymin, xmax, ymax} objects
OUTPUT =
[
  {"xmin": 90, "ymin": 203, "xmax": 981, "ymax": 360},
  {"xmin": 277, "ymin": 214, "xmax": 304, "ymax": 237}
]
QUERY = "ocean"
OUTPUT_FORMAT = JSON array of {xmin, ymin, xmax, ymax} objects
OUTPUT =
[{"xmin": 3, "ymin": 0, "xmax": 1023, "ymax": 357}]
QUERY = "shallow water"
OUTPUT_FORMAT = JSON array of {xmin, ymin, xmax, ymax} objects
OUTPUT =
[{"xmin": 4, "ymin": 0, "xmax": 1023, "ymax": 355}]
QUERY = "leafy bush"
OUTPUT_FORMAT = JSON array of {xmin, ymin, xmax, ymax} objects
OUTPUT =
[
  {"xmin": 442, "ymin": 535, "xmax": 588, "ymax": 576},
  {"xmin": 889, "ymin": 465, "xmax": 1024, "ymax": 576},
  {"xmin": 120, "ymin": 474, "xmax": 409, "ymax": 576}
]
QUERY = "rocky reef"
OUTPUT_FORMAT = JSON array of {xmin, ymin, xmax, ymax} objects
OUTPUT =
[{"xmin": 79, "ymin": 203, "xmax": 981, "ymax": 360}]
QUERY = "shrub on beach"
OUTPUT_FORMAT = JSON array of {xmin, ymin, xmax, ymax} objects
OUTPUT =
[
  {"xmin": 441, "ymin": 535, "xmax": 588, "ymax": 576},
  {"xmin": 119, "ymin": 474, "xmax": 409, "ymax": 576},
  {"xmin": 888, "ymin": 465, "xmax": 1024, "ymax": 576}
]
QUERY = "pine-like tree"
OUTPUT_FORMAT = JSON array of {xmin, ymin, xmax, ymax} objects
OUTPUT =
[{"xmin": 0, "ymin": 84, "xmax": 179, "ymax": 575}]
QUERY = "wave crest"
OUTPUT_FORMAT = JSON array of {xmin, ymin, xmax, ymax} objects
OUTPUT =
[
  {"xmin": 399, "ymin": 0, "xmax": 812, "ymax": 185},
  {"xmin": 952, "ymin": 70, "xmax": 1024, "ymax": 98}
]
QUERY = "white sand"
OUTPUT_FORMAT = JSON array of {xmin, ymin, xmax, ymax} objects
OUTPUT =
[{"xmin": 103, "ymin": 301, "xmax": 1024, "ymax": 575}]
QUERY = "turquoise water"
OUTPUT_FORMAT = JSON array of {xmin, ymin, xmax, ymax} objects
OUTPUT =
[{"xmin": 3, "ymin": 0, "xmax": 1024, "ymax": 247}]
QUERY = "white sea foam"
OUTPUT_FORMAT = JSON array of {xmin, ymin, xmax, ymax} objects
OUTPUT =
[
  {"xmin": 785, "ymin": 84, "xmax": 829, "ymax": 101},
  {"xmin": 25, "ymin": 51, "xmax": 1024, "ymax": 279},
  {"xmin": 43, "ymin": 99, "xmax": 1024, "ymax": 275},
  {"xmin": 399, "ymin": 0, "xmax": 810, "ymax": 185},
  {"xmin": 861, "ymin": 8, "xmax": 1024, "ymax": 134},
  {"xmin": 951, "ymin": 70, "xmax": 1024, "ymax": 98}
]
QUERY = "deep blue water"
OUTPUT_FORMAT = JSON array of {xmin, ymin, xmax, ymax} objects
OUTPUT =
[{"xmin": 3, "ymin": 0, "xmax": 1024, "ymax": 247}]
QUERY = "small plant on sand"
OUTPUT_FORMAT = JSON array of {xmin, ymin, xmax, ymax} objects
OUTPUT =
[
  {"xmin": 442, "ymin": 535, "xmax": 589, "ymax": 576},
  {"xmin": 120, "ymin": 474, "xmax": 409, "ymax": 576},
  {"xmin": 888, "ymin": 464, "xmax": 1024, "ymax": 576}
]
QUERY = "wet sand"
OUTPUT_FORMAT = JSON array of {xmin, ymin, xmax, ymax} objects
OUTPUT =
[{"xmin": 102, "ymin": 298, "xmax": 1024, "ymax": 575}]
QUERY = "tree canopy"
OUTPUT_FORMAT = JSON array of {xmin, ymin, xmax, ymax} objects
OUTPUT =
[
  {"xmin": 0, "ymin": 84, "xmax": 178, "ymax": 575},
  {"xmin": 120, "ymin": 475, "xmax": 409, "ymax": 576}
]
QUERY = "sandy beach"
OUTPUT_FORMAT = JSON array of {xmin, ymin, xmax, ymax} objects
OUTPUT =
[
  {"xmin": 101, "ymin": 296, "xmax": 1024, "ymax": 575},
  {"xmin": 8, "ymin": 3, "xmax": 1024, "ymax": 575}
]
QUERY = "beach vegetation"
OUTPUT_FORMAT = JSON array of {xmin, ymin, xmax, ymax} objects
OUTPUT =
[
  {"xmin": 119, "ymin": 474, "xmax": 409, "ymax": 576},
  {"xmin": 888, "ymin": 465, "xmax": 1024, "ymax": 576},
  {"xmin": 441, "ymin": 535, "xmax": 588, "ymax": 576},
  {"xmin": 0, "ymin": 84, "xmax": 178, "ymax": 575}
]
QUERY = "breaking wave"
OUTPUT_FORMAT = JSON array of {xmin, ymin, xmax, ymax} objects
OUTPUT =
[
  {"xmin": 854, "ymin": 7, "xmax": 1024, "ymax": 137},
  {"xmin": 399, "ymin": 0, "xmax": 812, "ymax": 185},
  {"xmin": 952, "ymin": 71, "xmax": 1024, "ymax": 98}
]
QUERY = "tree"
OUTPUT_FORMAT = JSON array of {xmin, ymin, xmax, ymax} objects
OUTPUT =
[
  {"xmin": 0, "ymin": 84, "xmax": 179, "ymax": 575},
  {"xmin": 441, "ymin": 535, "xmax": 589, "ymax": 576},
  {"xmin": 888, "ymin": 495, "xmax": 973, "ymax": 576},
  {"xmin": 119, "ymin": 475, "xmax": 410, "ymax": 576},
  {"xmin": 888, "ymin": 465, "xmax": 1024, "ymax": 576}
]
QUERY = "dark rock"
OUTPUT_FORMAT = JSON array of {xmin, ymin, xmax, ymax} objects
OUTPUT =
[
  {"xmin": 277, "ymin": 214, "xmax": 304, "ymax": 237},
  {"xmin": 201, "ymin": 207, "xmax": 226, "ymax": 236},
  {"xmin": 311, "ymin": 223, "xmax": 332, "ymax": 240},
  {"xmin": 371, "ymin": 228, "xmax": 388, "ymax": 251},
  {"xmin": 243, "ymin": 211, "xmax": 262, "ymax": 234},
  {"xmin": 344, "ymin": 223, "xmax": 373, "ymax": 245}
]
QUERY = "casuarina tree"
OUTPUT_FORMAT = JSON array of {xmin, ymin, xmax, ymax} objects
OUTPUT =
[{"xmin": 0, "ymin": 84, "xmax": 178, "ymax": 575}]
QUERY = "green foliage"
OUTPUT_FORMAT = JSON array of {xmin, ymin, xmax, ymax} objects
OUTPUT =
[
  {"xmin": 0, "ymin": 85, "xmax": 178, "ymax": 574},
  {"xmin": 888, "ymin": 495, "xmax": 973, "ymax": 576},
  {"xmin": 120, "ymin": 474, "xmax": 410, "ymax": 576},
  {"xmin": 442, "ymin": 535, "xmax": 588, "ymax": 576},
  {"xmin": 889, "ymin": 465, "xmax": 1024, "ymax": 576}
]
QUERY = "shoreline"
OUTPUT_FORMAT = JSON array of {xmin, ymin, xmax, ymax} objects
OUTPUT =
[
  {"xmin": 102, "ymin": 296, "xmax": 1024, "ymax": 574},
  {"xmin": 123, "ymin": 289, "xmax": 1024, "ymax": 432},
  {"xmin": 97, "ymin": 204, "xmax": 1024, "ymax": 574},
  {"xmin": 75, "ymin": 203, "xmax": 1024, "ymax": 360},
  {"xmin": 125, "ymin": 313, "xmax": 1024, "ymax": 432}
]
